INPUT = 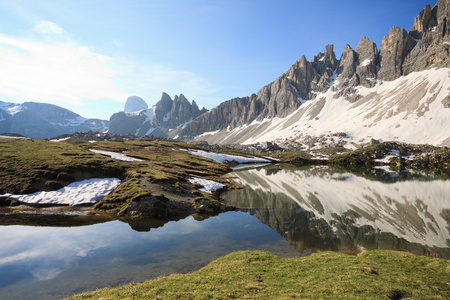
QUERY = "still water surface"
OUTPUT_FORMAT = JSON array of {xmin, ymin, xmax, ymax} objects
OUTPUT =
[{"xmin": 0, "ymin": 165, "xmax": 448, "ymax": 299}]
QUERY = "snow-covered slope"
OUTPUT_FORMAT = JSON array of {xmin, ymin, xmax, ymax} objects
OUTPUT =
[
  {"xmin": 227, "ymin": 166, "xmax": 450, "ymax": 248},
  {"xmin": 195, "ymin": 68, "xmax": 450, "ymax": 147}
]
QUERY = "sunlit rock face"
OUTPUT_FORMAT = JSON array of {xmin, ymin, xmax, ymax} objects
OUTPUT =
[{"xmin": 223, "ymin": 165, "xmax": 450, "ymax": 258}]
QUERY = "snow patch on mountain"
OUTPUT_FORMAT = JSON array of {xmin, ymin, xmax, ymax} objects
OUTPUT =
[{"xmin": 0, "ymin": 102, "xmax": 24, "ymax": 115}]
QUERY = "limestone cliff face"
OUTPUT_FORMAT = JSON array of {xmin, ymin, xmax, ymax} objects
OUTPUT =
[
  {"xmin": 403, "ymin": 0, "xmax": 450, "ymax": 74},
  {"xmin": 176, "ymin": 0, "xmax": 450, "ymax": 141}
]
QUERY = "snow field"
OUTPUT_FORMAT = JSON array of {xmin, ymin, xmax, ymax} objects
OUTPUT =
[
  {"xmin": 187, "ymin": 176, "xmax": 225, "ymax": 193},
  {"xmin": 89, "ymin": 149, "xmax": 145, "ymax": 162},
  {"xmin": 1, "ymin": 178, "xmax": 121, "ymax": 206}
]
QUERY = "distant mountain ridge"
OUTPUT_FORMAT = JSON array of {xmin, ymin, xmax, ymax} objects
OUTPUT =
[
  {"xmin": 174, "ymin": 0, "xmax": 450, "ymax": 147},
  {"xmin": 0, "ymin": 101, "xmax": 108, "ymax": 139},
  {"xmin": 108, "ymin": 93, "xmax": 207, "ymax": 137}
]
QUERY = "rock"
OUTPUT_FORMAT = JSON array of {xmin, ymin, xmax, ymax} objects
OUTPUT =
[
  {"xmin": 169, "ymin": 94, "xmax": 195, "ymax": 127},
  {"xmin": 355, "ymin": 37, "xmax": 379, "ymax": 88},
  {"xmin": 378, "ymin": 27, "xmax": 417, "ymax": 81},
  {"xmin": 335, "ymin": 44, "xmax": 359, "ymax": 90},
  {"xmin": 123, "ymin": 194, "xmax": 192, "ymax": 218},
  {"xmin": 370, "ymin": 138, "xmax": 380, "ymax": 145},
  {"xmin": 403, "ymin": 0, "xmax": 450, "ymax": 75},
  {"xmin": 154, "ymin": 92, "xmax": 173, "ymax": 126},
  {"xmin": 311, "ymin": 44, "xmax": 339, "ymax": 76},
  {"xmin": 124, "ymin": 96, "xmax": 148, "ymax": 113},
  {"xmin": 193, "ymin": 198, "xmax": 226, "ymax": 214},
  {"xmin": 410, "ymin": 4, "xmax": 433, "ymax": 40}
]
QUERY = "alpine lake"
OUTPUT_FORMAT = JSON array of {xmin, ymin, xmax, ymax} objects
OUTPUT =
[{"xmin": 0, "ymin": 164, "xmax": 449, "ymax": 300}]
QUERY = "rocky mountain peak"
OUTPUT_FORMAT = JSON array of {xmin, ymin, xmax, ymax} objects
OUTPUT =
[
  {"xmin": 410, "ymin": 4, "xmax": 434, "ymax": 40},
  {"xmin": 311, "ymin": 44, "xmax": 338, "ymax": 76},
  {"xmin": 154, "ymin": 92, "xmax": 174, "ymax": 126},
  {"xmin": 124, "ymin": 96, "xmax": 148, "ymax": 113},
  {"xmin": 378, "ymin": 26, "xmax": 417, "ymax": 81},
  {"xmin": 355, "ymin": 37, "xmax": 379, "ymax": 88}
]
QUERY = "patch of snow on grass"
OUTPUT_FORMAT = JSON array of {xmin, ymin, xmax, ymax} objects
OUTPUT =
[
  {"xmin": 49, "ymin": 137, "xmax": 70, "ymax": 142},
  {"xmin": 89, "ymin": 149, "xmax": 145, "ymax": 162},
  {"xmin": 1, "ymin": 178, "xmax": 121, "ymax": 206},
  {"xmin": 188, "ymin": 149, "xmax": 271, "ymax": 164},
  {"xmin": 188, "ymin": 176, "xmax": 225, "ymax": 193},
  {"xmin": 374, "ymin": 149, "xmax": 410, "ymax": 164},
  {"xmin": 0, "ymin": 135, "xmax": 28, "ymax": 139}
]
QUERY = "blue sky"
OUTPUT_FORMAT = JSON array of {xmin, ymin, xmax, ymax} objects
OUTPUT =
[{"xmin": 0, "ymin": 0, "xmax": 432, "ymax": 119}]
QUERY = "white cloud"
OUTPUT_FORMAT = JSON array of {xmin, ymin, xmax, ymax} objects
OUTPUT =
[
  {"xmin": 0, "ymin": 21, "xmax": 222, "ymax": 117},
  {"xmin": 0, "ymin": 34, "xmax": 128, "ymax": 106},
  {"xmin": 33, "ymin": 21, "xmax": 66, "ymax": 35}
]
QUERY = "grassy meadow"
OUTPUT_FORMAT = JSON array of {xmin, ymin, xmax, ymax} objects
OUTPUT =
[{"xmin": 66, "ymin": 250, "xmax": 450, "ymax": 299}]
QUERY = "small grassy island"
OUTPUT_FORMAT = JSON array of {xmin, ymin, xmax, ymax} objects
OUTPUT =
[{"xmin": 0, "ymin": 136, "xmax": 449, "ymax": 299}]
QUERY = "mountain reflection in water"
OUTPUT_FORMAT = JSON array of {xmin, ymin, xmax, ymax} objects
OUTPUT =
[{"xmin": 223, "ymin": 165, "xmax": 450, "ymax": 258}]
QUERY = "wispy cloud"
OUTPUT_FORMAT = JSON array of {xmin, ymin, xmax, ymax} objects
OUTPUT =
[{"xmin": 33, "ymin": 21, "xmax": 66, "ymax": 35}]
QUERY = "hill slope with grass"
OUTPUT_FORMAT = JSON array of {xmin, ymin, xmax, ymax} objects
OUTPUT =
[{"xmin": 66, "ymin": 250, "xmax": 450, "ymax": 299}]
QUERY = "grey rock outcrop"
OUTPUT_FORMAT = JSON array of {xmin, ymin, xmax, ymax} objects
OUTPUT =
[
  {"xmin": 403, "ymin": 0, "xmax": 450, "ymax": 74},
  {"xmin": 333, "ymin": 44, "xmax": 359, "ymax": 98},
  {"xmin": 154, "ymin": 92, "xmax": 173, "ymax": 126},
  {"xmin": 355, "ymin": 37, "xmax": 379, "ymax": 88},
  {"xmin": 378, "ymin": 26, "xmax": 417, "ymax": 81},
  {"xmin": 124, "ymin": 96, "xmax": 148, "ymax": 113}
]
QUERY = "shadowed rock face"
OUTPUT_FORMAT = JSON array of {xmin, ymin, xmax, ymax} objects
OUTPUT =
[{"xmin": 175, "ymin": 0, "xmax": 450, "ymax": 142}]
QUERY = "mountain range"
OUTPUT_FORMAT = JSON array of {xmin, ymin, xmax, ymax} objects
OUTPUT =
[
  {"xmin": 1, "ymin": 0, "xmax": 449, "ymax": 146},
  {"xmin": 0, "ymin": 101, "xmax": 108, "ymax": 139}
]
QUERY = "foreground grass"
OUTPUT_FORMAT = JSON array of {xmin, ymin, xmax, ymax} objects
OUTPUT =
[{"xmin": 66, "ymin": 250, "xmax": 449, "ymax": 299}]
